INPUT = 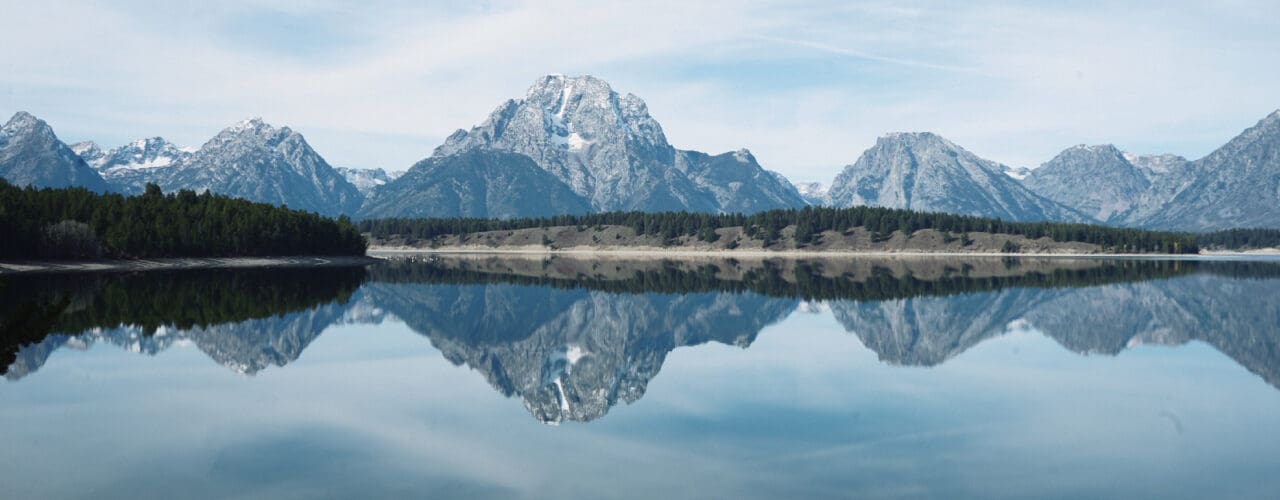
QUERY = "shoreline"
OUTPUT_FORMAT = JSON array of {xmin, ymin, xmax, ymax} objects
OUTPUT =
[
  {"xmin": 369, "ymin": 246, "xmax": 1280, "ymax": 260},
  {"xmin": 4, "ymin": 248, "xmax": 1274, "ymax": 275},
  {"xmin": 0, "ymin": 255, "xmax": 381, "ymax": 275}
]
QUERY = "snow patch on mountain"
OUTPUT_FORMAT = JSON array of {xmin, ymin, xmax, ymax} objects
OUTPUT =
[
  {"xmin": 427, "ymin": 74, "xmax": 804, "ymax": 214},
  {"xmin": 793, "ymin": 181, "xmax": 830, "ymax": 205},
  {"xmin": 1001, "ymin": 165, "xmax": 1032, "ymax": 180}
]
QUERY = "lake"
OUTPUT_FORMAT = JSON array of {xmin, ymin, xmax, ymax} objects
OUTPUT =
[{"xmin": 3, "ymin": 255, "xmax": 1280, "ymax": 499}]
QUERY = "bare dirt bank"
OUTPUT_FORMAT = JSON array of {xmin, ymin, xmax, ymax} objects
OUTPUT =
[
  {"xmin": 367, "ymin": 225, "xmax": 1278, "ymax": 259},
  {"xmin": 369, "ymin": 225, "xmax": 1120, "ymax": 256}
]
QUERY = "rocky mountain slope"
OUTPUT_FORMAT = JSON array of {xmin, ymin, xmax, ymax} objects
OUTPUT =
[
  {"xmin": 1132, "ymin": 110, "xmax": 1280, "ymax": 230},
  {"xmin": 9, "ymin": 99, "xmax": 1280, "ymax": 229},
  {"xmin": 793, "ymin": 181, "xmax": 830, "ymax": 205},
  {"xmin": 71, "ymin": 137, "xmax": 192, "ymax": 194},
  {"xmin": 0, "ymin": 112, "xmax": 111, "ymax": 192},
  {"xmin": 1008, "ymin": 110, "xmax": 1280, "ymax": 231},
  {"xmin": 1023, "ymin": 144, "xmax": 1154, "ymax": 223},
  {"xmin": 64, "ymin": 119, "xmax": 363, "ymax": 216},
  {"xmin": 827, "ymin": 132, "xmax": 1085, "ymax": 222},
  {"xmin": 427, "ymin": 74, "xmax": 804, "ymax": 214},
  {"xmin": 152, "ymin": 118, "xmax": 363, "ymax": 217},
  {"xmin": 357, "ymin": 149, "xmax": 591, "ymax": 219},
  {"xmin": 675, "ymin": 149, "xmax": 808, "ymax": 213}
]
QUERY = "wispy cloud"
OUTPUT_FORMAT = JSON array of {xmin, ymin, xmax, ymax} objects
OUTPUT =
[
  {"xmin": 2, "ymin": 0, "xmax": 1277, "ymax": 181},
  {"xmin": 748, "ymin": 35, "xmax": 993, "ymax": 77}
]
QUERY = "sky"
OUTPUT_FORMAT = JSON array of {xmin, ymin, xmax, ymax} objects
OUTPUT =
[{"xmin": 2, "ymin": 0, "xmax": 1278, "ymax": 182}]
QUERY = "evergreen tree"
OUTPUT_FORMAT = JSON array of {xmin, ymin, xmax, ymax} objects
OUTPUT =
[{"xmin": 0, "ymin": 180, "xmax": 366, "ymax": 259}]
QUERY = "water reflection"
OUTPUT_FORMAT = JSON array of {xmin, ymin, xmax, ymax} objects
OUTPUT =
[
  {"xmin": 1, "ymin": 267, "xmax": 365, "ymax": 378},
  {"xmin": 3, "ymin": 255, "xmax": 1279, "ymax": 423}
]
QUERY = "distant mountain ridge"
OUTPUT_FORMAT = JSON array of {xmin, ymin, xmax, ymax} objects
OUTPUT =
[
  {"xmin": 1124, "ymin": 110, "xmax": 1280, "ymax": 231},
  {"xmin": 66, "ymin": 118, "xmax": 363, "ymax": 217},
  {"xmin": 1005, "ymin": 110, "xmax": 1280, "ymax": 231},
  {"xmin": 793, "ymin": 181, "xmax": 830, "ymax": 206},
  {"xmin": 159, "ymin": 118, "xmax": 363, "ymax": 217},
  {"xmin": 826, "ymin": 132, "xmax": 1086, "ymax": 222},
  {"xmin": 72, "ymin": 137, "xmax": 192, "ymax": 194},
  {"xmin": 5, "ymin": 102, "xmax": 1280, "ymax": 231},
  {"xmin": 336, "ymin": 167, "xmax": 405, "ymax": 197},
  {"xmin": 1023, "ymin": 144, "xmax": 1156, "ymax": 223},
  {"xmin": 358, "ymin": 149, "xmax": 592, "ymax": 219}
]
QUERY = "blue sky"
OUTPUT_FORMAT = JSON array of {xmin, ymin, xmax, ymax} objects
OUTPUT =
[{"xmin": 3, "ymin": 0, "xmax": 1278, "ymax": 182}]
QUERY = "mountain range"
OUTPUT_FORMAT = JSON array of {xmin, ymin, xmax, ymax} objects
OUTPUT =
[
  {"xmin": 2, "ymin": 76, "xmax": 1278, "ymax": 231},
  {"xmin": 0, "ymin": 112, "xmax": 111, "ymax": 193},
  {"xmin": 825, "ymin": 132, "xmax": 1087, "ymax": 222},
  {"xmin": 392, "ymin": 74, "xmax": 806, "ymax": 217}
]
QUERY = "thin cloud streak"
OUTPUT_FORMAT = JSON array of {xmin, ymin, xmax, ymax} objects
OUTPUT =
[
  {"xmin": 748, "ymin": 35, "xmax": 994, "ymax": 77},
  {"xmin": 1, "ymin": 1, "xmax": 1277, "ymax": 182}
]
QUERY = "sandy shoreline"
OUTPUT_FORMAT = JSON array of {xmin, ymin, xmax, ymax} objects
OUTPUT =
[
  {"xmin": 0, "ymin": 256, "xmax": 381, "ymax": 275},
  {"xmin": 369, "ymin": 246, "xmax": 1279, "ymax": 260}
]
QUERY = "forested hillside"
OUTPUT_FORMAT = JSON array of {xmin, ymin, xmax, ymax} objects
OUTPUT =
[
  {"xmin": 0, "ymin": 180, "xmax": 367, "ymax": 259},
  {"xmin": 1195, "ymin": 228, "xmax": 1280, "ymax": 250}
]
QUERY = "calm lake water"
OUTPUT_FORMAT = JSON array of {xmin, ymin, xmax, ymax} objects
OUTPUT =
[{"xmin": 3, "ymin": 255, "xmax": 1280, "ymax": 499}]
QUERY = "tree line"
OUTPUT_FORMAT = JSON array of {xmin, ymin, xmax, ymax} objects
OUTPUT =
[
  {"xmin": 0, "ymin": 266, "xmax": 365, "ymax": 373},
  {"xmin": 1195, "ymin": 228, "xmax": 1280, "ymax": 250},
  {"xmin": 359, "ymin": 205, "xmax": 1203, "ymax": 254},
  {"xmin": 0, "ymin": 180, "xmax": 367, "ymax": 259}
]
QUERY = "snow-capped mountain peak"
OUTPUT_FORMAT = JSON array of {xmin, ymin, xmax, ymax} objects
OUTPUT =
[
  {"xmin": 3, "ymin": 111, "xmax": 44, "ymax": 135},
  {"xmin": 70, "ymin": 141, "xmax": 103, "ymax": 164},
  {"xmin": 794, "ymin": 181, "xmax": 830, "ymax": 205},
  {"xmin": 159, "ymin": 118, "xmax": 361, "ymax": 215},
  {"xmin": 230, "ymin": 116, "xmax": 268, "ymax": 132},
  {"xmin": 336, "ymin": 167, "xmax": 406, "ymax": 196},
  {"xmin": 1, "ymin": 111, "xmax": 112, "ymax": 192},
  {"xmin": 1000, "ymin": 165, "xmax": 1032, "ymax": 180},
  {"xmin": 94, "ymin": 137, "xmax": 190, "ymax": 172},
  {"xmin": 426, "ymin": 74, "xmax": 802, "ymax": 214}
]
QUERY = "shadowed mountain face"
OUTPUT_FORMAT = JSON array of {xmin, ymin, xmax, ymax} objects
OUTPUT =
[
  {"xmin": 0, "ymin": 112, "xmax": 111, "ymax": 192},
  {"xmin": 4, "ymin": 256, "xmax": 1280, "ymax": 423},
  {"xmin": 356, "ymin": 149, "xmax": 592, "ymax": 220}
]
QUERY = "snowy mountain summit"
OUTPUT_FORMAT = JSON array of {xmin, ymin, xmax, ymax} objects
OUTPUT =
[
  {"xmin": 70, "ymin": 118, "xmax": 363, "ymax": 216},
  {"xmin": 161, "ymin": 117, "xmax": 363, "ymax": 217},
  {"xmin": 424, "ymin": 74, "xmax": 804, "ymax": 214},
  {"xmin": 336, "ymin": 167, "xmax": 405, "ymax": 196},
  {"xmin": 794, "ymin": 181, "xmax": 830, "ymax": 205},
  {"xmin": 75, "ymin": 137, "xmax": 190, "ymax": 172},
  {"xmin": 1, "ymin": 112, "xmax": 111, "ymax": 192}
]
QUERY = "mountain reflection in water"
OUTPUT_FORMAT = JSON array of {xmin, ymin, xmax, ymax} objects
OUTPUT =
[{"xmin": 2, "ymin": 255, "xmax": 1279, "ymax": 423}]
